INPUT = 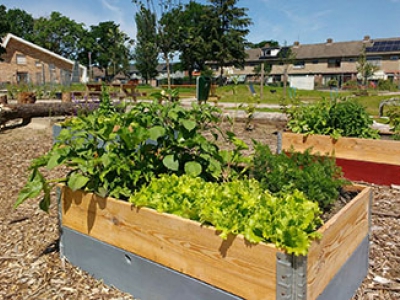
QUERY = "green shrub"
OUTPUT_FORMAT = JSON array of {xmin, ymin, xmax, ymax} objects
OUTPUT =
[
  {"xmin": 377, "ymin": 79, "xmax": 398, "ymax": 92},
  {"xmin": 287, "ymin": 98, "xmax": 380, "ymax": 139},
  {"xmin": 252, "ymin": 143, "xmax": 348, "ymax": 210}
]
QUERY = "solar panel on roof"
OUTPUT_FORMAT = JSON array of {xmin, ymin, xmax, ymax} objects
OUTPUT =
[{"xmin": 366, "ymin": 40, "xmax": 400, "ymax": 52}]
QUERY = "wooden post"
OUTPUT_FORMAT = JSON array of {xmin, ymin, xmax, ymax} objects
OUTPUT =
[{"xmin": 260, "ymin": 62, "xmax": 265, "ymax": 100}]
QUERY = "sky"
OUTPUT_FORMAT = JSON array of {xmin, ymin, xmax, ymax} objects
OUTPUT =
[{"xmin": 2, "ymin": 0, "xmax": 400, "ymax": 46}]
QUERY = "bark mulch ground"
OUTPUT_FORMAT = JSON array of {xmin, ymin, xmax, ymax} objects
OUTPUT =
[{"xmin": 0, "ymin": 119, "xmax": 399, "ymax": 299}]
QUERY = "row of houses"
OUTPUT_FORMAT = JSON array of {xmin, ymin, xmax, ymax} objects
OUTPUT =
[
  {"xmin": 216, "ymin": 35, "xmax": 400, "ymax": 90},
  {"xmin": 1, "ymin": 33, "xmax": 400, "ymax": 90}
]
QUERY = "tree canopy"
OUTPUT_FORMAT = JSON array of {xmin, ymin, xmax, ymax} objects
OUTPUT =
[
  {"xmin": 134, "ymin": 7, "xmax": 159, "ymax": 83},
  {"xmin": 249, "ymin": 40, "xmax": 279, "ymax": 49},
  {"xmin": 4, "ymin": 8, "xmax": 34, "ymax": 40},
  {"xmin": 90, "ymin": 21, "xmax": 134, "ymax": 80},
  {"xmin": 31, "ymin": 12, "xmax": 88, "ymax": 60},
  {"xmin": 0, "ymin": 5, "xmax": 10, "ymax": 60},
  {"xmin": 206, "ymin": 0, "xmax": 252, "ymax": 83}
]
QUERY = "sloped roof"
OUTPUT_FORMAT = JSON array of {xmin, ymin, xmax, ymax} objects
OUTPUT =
[
  {"xmin": 1, "ymin": 33, "xmax": 87, "ymax": 81},
  {"xmin": 246, "ymin": 48, "xmax": 262, "ymax": 61},
  {"xmin": 291, "ymin": 40, "xmax": 369, "ymax": 59},
  {"xmin": 3, "ymin": 33, "xmax": 77, "ymax": 66}
]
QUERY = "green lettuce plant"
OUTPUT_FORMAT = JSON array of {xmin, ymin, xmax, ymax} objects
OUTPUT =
[{"xmin": 131, "ymin": 174, "xmax": 322, "ymax": 256}]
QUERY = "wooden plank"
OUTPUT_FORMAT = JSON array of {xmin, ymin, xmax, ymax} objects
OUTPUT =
[
  {"xmin": 282, "ymin": 132, "xmax": 400, "ymax": 166},
  {"xmin": 307, "ymin": 185, "xmax": 371, "ymax": 300},
  {"xmin": 60, "ymin": 187, "xmax": 278, "ymax": 300}
]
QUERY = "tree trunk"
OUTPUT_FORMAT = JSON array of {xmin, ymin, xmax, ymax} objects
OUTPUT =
[{"xmin": 0, "ymin": 102, "xmax": 98, "ymax": 126}]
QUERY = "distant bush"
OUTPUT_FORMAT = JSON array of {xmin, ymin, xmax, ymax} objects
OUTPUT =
[{"xmin": 377, "ymin": 79, "xmax": 398, "ymax": 92}]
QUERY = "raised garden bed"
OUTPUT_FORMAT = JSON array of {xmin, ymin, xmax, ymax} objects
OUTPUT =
[
  {"xmin": 280, "ymin": 132, "xmax": 400, "ymax": 186},
  {"xmin": 59, "ymin": 184, "xmax": 372, "ymax": 300}
]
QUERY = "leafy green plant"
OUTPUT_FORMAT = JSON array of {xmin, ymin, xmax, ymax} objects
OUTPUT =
[
  {"xmin": 252, "ymin": 143, "xmax": 348, "ymax": 210},
  {"xmin": 150, "ymin": 88, "xmax": 179, "ymax": 103},
  {"xmin": 15, "ymin": 91, "xmax": 248, "ymax": 211},
  {"xmin": 131, "ymin": 174, "xmax": 322, "ymax": 256},
  {"xmin": 286, "ymin": 98, "xmax": 380, "ymax": 139},
  {"xmin": 387, "ymin": 106, "xmax": 400, "ymax": 140}
]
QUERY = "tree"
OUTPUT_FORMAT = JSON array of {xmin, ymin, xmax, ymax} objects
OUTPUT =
[
  {"xmin": 5, "ymin": 8, "xmax": 34, "ymax": 40},
  {"xmin": 134, "ymin": 7, "xmax": 159, "ymax": 84},
  {"xmin": 31, "ymin": 12, "xmax": 88, "ymax": 60},
  {"xmin": 133, "ymin": 0, "xmax": 183, "ymax": 89},
  {"xmin": 173, "ymin": 1, "xmax": 211, "ymax": 83},
  {"xmin": 357, "ymin": 46, "xmax": 379, "ymax": 87},
  {"xmin": 90, "ymin": 21, "xmax": 134, "ymax": 81},
  {"xmin": 206, "ymin": 0, "xmax": 252, "ymax": 85},
  {"xmin": 253, "ymin": 63, "xmax": 271, "ymax": 76},
  {"xmin": 0, "ymin": 5, "xmax": 10, "ymax": 60},
  {"xmin": 278, "ymin": 44, "xmax": 296, "ymax": 98},
  {"xmin": 248, "ymin": 40, "xmax": 279, "ymax": 49}
]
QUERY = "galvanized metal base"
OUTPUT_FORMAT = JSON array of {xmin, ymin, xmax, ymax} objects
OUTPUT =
[
  {"xmin": 60, "ymin": 227, "xmax": 243, "ymax": 300},
  {"xmin": 316, "ymin": 235, "xmax": 369, "ymax": 300},
  {"xmin": 60, "ymin": 226, "xmax": 368, "ymax": 300}
]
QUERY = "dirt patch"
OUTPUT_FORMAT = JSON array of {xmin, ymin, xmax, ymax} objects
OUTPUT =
[{"xmin": 0, "ymin": 119, "xmax": 399, "ymax": 299}]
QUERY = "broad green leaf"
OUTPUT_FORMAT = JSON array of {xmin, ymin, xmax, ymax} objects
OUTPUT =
[
  {"xmin": 181, "ymin": 120, "xmax": 196, "ymax": 132},
  {"xmin": 15, "ymin": 180, "xmax": 43, "ymax": 208},
  {"xmin": 163, "ymin": 155, "xmax": 179, "ymax": 171},
  {"xmin": 39, "ymin": 193, "xmax": 51, "ymax": 213},
  {"xmin": 184, "ymin": 161, "xmax": 202, "ymax": 177},
  {"xmin": 148, "ymin": 126, "xmax": 166, "ymax": 141},
  {"xmin": 46, "ymin": 152, "xmax": 61, "ymax": 170},
  {"xmin": 96, "ymin": 186, "xmax": 108, "ymax": 198},
  {"xmin": 68, "ymin": 173, "xmax": 89, "ymax": 191},
  {"xmin": 101, "ymin": 154, "xmax": 112, "ymax": 168}
]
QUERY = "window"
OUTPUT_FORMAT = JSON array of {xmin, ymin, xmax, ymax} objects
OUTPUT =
[
  {"xmin": 35, "ymin": 60, "xmax": 42, "ymax": 67},
  {"xmin": 263, "ymin": 49, "xmax": 271, "ymax": 56},
  {"xmin": 390, "ymin": 56, "xmax": 399, "ymax": 60},
  {"xmin": 17, "ymin": 72, "xmax": 29, "ymax": 84},
  {"xmin": 16, "ymin": 54, "xmax": 26, "ymax": 65},
  {"xmin": 366, "ymin": 56, "xmax": 382, "ymax": 67},
  {"xmin": 293, "ymin": 61, "xmax": 305, "ymax": 69},
  {"xmin": 328, "ymin": 59, "xmax": 341, "ymax": 68},
  {"xmin": 312, "ymin": 59, "xmax": 319, "ymax": 64}
]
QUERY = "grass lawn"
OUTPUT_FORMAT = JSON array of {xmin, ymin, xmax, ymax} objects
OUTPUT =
[{"xmin": 57, "ymin": 83, "xmax": 398, "ymax": 119}]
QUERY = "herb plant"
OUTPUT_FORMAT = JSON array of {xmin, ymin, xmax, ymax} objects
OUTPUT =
[{"xmin": 252, "ymin": 142, "xmax": 348, "ymax": 210}]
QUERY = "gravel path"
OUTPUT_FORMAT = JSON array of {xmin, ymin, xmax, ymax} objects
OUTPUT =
[{"xmin": 0, "ymin": 119, "xmax": 399, "ymax": 299}]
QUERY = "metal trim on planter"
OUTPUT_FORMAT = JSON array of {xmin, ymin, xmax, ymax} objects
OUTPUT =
[
  {"xmin": 59, "ymin": 226, "xmax": 369, "ymax": 300},
  {"xmin": 60, "ymin": 226, "xmax": 243, "ymax": 300}
]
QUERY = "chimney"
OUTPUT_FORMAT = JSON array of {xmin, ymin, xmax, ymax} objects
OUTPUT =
[
  {"xmin": 363, "ymin": 35, "xmax": 371, "ymax": 43},
  {"xmin": 293, "ymin": 41, "xmax": 300, "ymax": 47},
  {"xmin": 326, "ymin": 38, "xmax": 333, "ymax": 44}
]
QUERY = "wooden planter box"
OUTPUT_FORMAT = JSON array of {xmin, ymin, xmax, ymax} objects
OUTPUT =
[
  {"xmin": 280, "ymin": 132, "xmax": 400, "ymax": 186},
  {"xmin": 58, "ymin": 184, "xmax": 372, "ymax": 300}
]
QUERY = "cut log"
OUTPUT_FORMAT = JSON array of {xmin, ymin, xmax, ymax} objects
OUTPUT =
[{"xmin": 0, "ymin": 102, "xmax": 100, "ymax": 128}]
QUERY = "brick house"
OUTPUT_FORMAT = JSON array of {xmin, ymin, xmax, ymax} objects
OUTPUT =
[
  {"xmin": 0, "ymin": 33, "xmax": 87, "ymax": 85},
  {"xmin": 211, "ymin": 36, "xmax": 400, "ymax": 90}
]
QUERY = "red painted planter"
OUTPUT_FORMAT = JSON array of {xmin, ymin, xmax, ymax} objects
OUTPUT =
[{"xmin": 282, "ymin": 132, "xmax": 400, "ymax": 186}]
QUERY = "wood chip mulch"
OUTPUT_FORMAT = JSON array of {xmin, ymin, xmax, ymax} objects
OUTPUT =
[{"xmin": 0, "ymin": 121, "xmax": 399, "ymax": 300}]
